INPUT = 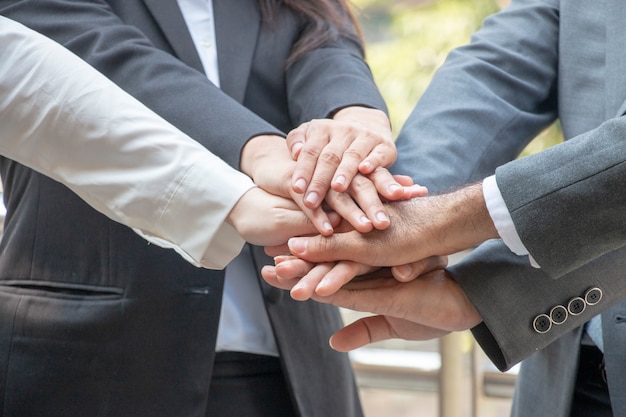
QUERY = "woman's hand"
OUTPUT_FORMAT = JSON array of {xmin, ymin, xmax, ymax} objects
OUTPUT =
[{"xmin": 288, "ymin": 107, "xmax": 400, "ymax": 209}]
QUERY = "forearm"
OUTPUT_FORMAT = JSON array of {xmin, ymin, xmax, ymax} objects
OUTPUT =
[
  {"xmin": 426, "ymin": 183, "xmax": 499, "ymax": 254},
  {"xmin": 1, "ymin": 1, "xmax": 281, "ymax": 168},
  {"xmin": 0, "ymin": 16, "xmax": 254, "ymax": 269}
]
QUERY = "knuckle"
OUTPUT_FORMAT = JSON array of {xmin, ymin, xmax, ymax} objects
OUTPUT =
[
  {"xmin": 319, "ymin": 150, "xmax": 343, "ymax": 166},
  {"xmin": 343, "ymin": 148, "xmax": 366, "ymax": 162},
  {"xmin": 300, "ymin": 145, "xmax": 321, "ymax": 160}
]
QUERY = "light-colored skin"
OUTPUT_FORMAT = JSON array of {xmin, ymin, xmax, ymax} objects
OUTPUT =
[
  {"xmin": 289, "ymin": 107, "xmax": 398, "ymax": 207},
  {"xmin": 261, "ymin": 182, "xmax": 499, "ymax": 350},
  {"xmin": 241, "ymin": 107, "xmax": 427, "ymax": 236},
  {"xmin": 262, "ymin": 266, "xmax": 482, "ymax": 351},
  {"xmin": 263, "ymin": 182, "xmax": 497, "ymax": 299},
  {"xmin": 226, "ymin": 186, "xmax": 341, "ymax": 247}
]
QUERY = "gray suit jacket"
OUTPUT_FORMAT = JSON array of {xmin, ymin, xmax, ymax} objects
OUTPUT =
[
  {"xmin": 0, "ymin": 1, "xmax": 385, "ymax": 416},
  {"xmin": 392, "ymin": 0, "xmax": 626, "ymax": 415}
]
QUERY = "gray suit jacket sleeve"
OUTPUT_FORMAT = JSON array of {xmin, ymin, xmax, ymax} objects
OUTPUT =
[
  {"xmin": 391, "ymin": 0, "xmax": 626, "ymax": 371},
  {"xmin": 391, "ymin": 0, "xmax": 560, "ymax": 191},
  {"xmin": 448, "ymin": 241, "xmax": 626, "ymax": 371},
  {"xmin": 496, "ymin": 117, "xmax": 626, "ymax": 278}
]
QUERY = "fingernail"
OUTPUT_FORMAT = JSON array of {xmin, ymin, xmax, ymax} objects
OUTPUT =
[
  {"xmin": 294, "ymin": 178, "xmax": 307, "ymax": 192},
  {"xmin": 388, "ymin": 184, "xmax": 401, "ymax": 194},
  {"xmin": 274, "ymin": 256, "xmax": 289, "ymax": 264},
  {"xmin": 394, "ymin": 264, "xmax": 413, "ymax": 280},
  {"xmin": 291, "ymin": 142, "xmax": 303, "ymax": 156},
  {"xmin": 329, "ymin": 336, "xmax": 337, "ymax": 350},
  {"xmin": 360, "ymin": 161, "xmax": 372, "ymax": 172},
  {"xmin": 360, "ymin": 215, "xmax": 372, "ymax": 225},
  {"xmin": 334, "ymin": 175, "xmax": 346, "ymax": 187},
  {"xmin": 323, "ymin": 222, "xmax": 333, "ymax": 234},
  {"xmin": 288, "ymin": 238, "xmax": 307, "ymax": 254},
  {"xmin": 305, "ymin": 191, "xmax": 319, "ymax": 206},
  {"xmin": 376, "ymin": 211, "xmax": 389, "ymax": 223}
]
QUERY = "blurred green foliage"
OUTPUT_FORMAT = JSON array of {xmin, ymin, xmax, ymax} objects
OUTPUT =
[{"xmin": 352, "ymin": 0, "xmax": 563, "ymax": 156}]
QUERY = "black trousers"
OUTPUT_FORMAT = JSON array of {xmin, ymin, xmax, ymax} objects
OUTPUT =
[
  {"xmin": 206, "ymin": 352, "xmax": 298, "ymax": 417},
  {"xmin": 570, "ymin": 345, "xmax": 613, "ymax": 417}
]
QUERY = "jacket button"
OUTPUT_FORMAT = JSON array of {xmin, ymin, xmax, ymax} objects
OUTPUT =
[
  {"xmin": 585, "ymin": 287, "xmax": 603, "ymax": 306},
  {"xmin": 568, "ymin": 297, "xmax": 586, "ymax": 315},
  {"xmin": 550, "ymin": 305, "xmax": 568, "ymax": 325},
  {"xmin": 533, "ymin": 314, "xmax": 552, "ymax": 333}
]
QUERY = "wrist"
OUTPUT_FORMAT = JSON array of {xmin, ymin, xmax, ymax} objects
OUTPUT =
[
  {"xmin": 438, "ymin": 183, "xmax": 499, "ymax": 252},
  {"xmin": 240, "ymin": 134, "xmax": 288, "ymax": 180},
  {"xmin": 332, "ymin": 106, "xmax": 390, "ymax": 130}
]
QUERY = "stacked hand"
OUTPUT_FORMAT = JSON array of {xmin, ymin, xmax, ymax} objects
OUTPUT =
[
  {"xmin": 237, "ymin": 106, "xmax": 426, "ymax": 240},
  {"xmin": 234, "ymin": 106, "xmax": 489, "ymax": 352},
  {"xmin": 260, "ymin": 183, "xmax": 497, "ymax": 351}
]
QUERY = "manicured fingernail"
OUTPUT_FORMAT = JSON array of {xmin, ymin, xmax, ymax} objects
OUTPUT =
[
  {"xmin": 376, "ymin": 211, "xmax": 389, "ymax": 223},
  {"xmin": 288, "ymin": 238, "xmax": 307, "ymax": 254},
  {"xmin": 294, "ymin": 178, "xmax": 307, "ymax": 192},
  {"xmin": 305, "ymin": 191, "xmax": 319, "ymax": 206}
]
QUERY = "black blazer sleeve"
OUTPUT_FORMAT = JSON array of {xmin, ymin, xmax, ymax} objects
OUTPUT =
[{"xmin": 1, "ymin": 0, "xmax": 281, "ymax": 169}]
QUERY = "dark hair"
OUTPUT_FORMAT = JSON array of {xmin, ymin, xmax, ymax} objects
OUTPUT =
[{"xmin": 258, "ymin": 0, "xmax": 364, "ymax": 67}]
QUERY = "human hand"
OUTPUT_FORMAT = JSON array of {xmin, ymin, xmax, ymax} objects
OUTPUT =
[
  {"xmin": 323, "ymin": 171, "xmax": 427, "ymax": 232},
  {"xmin": 284, "ymin": 184, "xmax": 498, "ymax": 266},
  {"xmin": 227, "ymin": 187, "xmax": 340, "ymax": 246},
  {"xmin": 261, "ymin": 253, "xmax": 447, "ymax": 301},
  {"xmin": 240, "ymin": 134, "xmax": 337, "ymax": 235},
  {"xmin": 241, "ymin": 135, "xmax": 425, "ymax": 235},
  {"xmin": 289, "ymin": 107, "xmax": 407, "ymax": 209},
  {"xmin": 286, "ymin": 268, "xmax": 481, "ymax": 351}
]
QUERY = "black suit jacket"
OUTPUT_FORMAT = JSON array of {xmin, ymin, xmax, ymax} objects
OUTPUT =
[{"xmin": 0, "ymin": 1, "xmax": 386, "ymax": 416}]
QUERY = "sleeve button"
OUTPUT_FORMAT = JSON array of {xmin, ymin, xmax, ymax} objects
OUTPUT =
[
  {"xmin": 568, "ymin": 297, "xmax": 586, "ymax": 315},
  {"xmin": 533, "ymin": 314, "xmax": 552, "ymax": 333},
  {"xmin": 585, "ymin": 287, "xmax": 603, "ymax": 306},
  {"xmin": 550, "ymin": 305, "xmax": 568, "ymax": 325}
]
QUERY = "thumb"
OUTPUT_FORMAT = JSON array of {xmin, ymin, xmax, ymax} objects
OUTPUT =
[
  {"xmin": 329, "ymin": 316, "xmax": 394, "ymax": 352},
  {"xmin": 287, "ymin": 233, "xmax": 354, "ymax": 263},
  {"xmin": 288, "ymin": 230, "xmax": 370, "ymax": 266}
]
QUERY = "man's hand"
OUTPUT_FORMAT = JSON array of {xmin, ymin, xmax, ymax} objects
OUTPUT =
[
  {"xmin": 283, "ymin": 183, "xmax": 499, "ymax": 266},
  {"xmin": 266, "ymin": 268, "xmax": 482, "ymax": 351},
  {"xmin": 261, "ymin": 254, "xmax": 447, "ymax": 300}
]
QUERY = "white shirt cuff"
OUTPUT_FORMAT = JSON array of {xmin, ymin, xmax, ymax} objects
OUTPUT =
[{"xmin": 483, "ymin": 175, "xmax": 540, "ymax": 268}]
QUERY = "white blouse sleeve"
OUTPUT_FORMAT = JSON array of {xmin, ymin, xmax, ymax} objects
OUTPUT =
[{"xmin": 0, "ymin": 16, "xmax": 254, "ymax": 269}]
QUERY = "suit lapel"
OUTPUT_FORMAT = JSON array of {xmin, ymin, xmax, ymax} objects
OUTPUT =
[
  {"xmin": 213, "ymin": 0, "xmax": 260, "ymax": 103},
  {"xmin": 141, "ymin": 0, "xmax": 205, "ymax": 72},
  {"xmin": 605, "ymin": 0, "xmax": 626, "ymax": 117}
]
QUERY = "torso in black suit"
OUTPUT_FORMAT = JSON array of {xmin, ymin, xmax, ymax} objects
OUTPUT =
[{"xmin": 0, "ymin": 1, "xmax": 387, "ymax": 415}]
